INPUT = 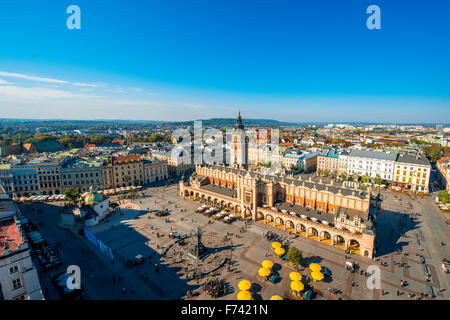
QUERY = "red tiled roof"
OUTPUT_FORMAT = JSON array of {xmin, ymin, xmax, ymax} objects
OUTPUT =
[
  {"xmin": 438, "ymin": 157, "xmax": 450, "ymax": 163},
  {"xmin": 112, "ymin": 155, "xmax": 141, "ymax": 164},
  {"xmin": 0, "ymin": 219, "xmax": 23, "ymax": 256},
  {"xmin": 112, "ymin": 139, "xmax": 125, "ymax": 145}
]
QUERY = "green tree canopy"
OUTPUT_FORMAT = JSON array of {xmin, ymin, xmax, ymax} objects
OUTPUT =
[{"xmin": 287, "ymin": 247, "xmax": 303, "ymax": 266}]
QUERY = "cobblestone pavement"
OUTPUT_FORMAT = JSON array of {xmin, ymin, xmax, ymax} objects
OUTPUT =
[{"xmin": 19, "ymin": 183, "xmax": 450, "ymax": 300}]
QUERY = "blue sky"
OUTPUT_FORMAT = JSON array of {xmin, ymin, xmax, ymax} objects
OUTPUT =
[{"xmin": 0, "ymin": 0, "xmax": 449, "ymax": 123}]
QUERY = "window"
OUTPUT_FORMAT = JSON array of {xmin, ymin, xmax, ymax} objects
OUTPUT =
[
  {"xmin": 12, "ymin": 278, "xmax": 22, "ymax": 290},
  {"xmin": 9, "ymin": 265, "xmax": 19, "ymax": 274}
]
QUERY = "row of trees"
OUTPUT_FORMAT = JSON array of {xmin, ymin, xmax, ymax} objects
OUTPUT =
[
  {"xmin": 422, "ymin": 144, "xmax": 450, "ymax": 163},
  {"xmin": 317, "ymin": 169, "xmax": 384, "ymax": 185},
  {"xmin": 59, "ymin": 135, "xmax": 114, "ymax": 149},
  {"xmin": 128, "ymin": 133, "xmax": 171, "ymax": 143}
]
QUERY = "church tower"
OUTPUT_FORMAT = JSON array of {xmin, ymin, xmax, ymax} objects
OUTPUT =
[{"xmin": 230, "ymin": 109, "xmax": 247, "ymax": 168}]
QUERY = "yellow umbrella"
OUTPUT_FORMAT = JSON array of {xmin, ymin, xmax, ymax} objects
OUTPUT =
[
  {"xmin": 271, "ymin": 242, "xmax": 282, "ymax": 249},
  {"xmin": 311, "ymin": 271, "xmax": 324, "ymax": 281},
  {"xmin": 270, "ymin": 295, "xmax": 283, "ymax": 300},
  {"xmin": 262, "ymin": 260, "xmax": 274, "ymax": 269},
  {"xmin": 309, "ymin": 263, "xmax": 322, "ymax": 272},
  {"xmin": 274, "ymin": 247, "xmax": 285, "ymax": 256},
  {"xmin": 237, "ymin": 290, "xmax": 253, "ymax": 300},
  {"xmin": 238, "ymin": 280, "xmax": 252, "ymax": 291},
  {"xmin": 290, "ymin": 280, "xmax": 305, "ymax": 292},
  {"xmin": 289, "ymin": 271, "xmax": 302, "ymax": 281},
  {"xmin": 258, "ymin": 267, "xmax": 271, "ymax": 278}
]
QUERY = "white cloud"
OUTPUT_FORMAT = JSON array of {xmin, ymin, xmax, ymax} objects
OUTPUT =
[
  {"xmin": 0, "ymin": 78, "xmax": 12, "ymax": 85},
  {"xmin": 73, "ymin": 82, "xmax": 99, "ymax": 88},
  {"xmin": 0, "ymin": 71, "xmax": 69, "ymax": 84},
  {"xmin": 0, "ymin": 71, "xmax": 100, "ymax": 88},
  {"xmin": 0, "ymin": 85, "xmax": 100, "ymax": 101}
]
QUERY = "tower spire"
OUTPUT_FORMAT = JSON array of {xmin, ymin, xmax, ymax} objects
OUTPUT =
[{"xmin": 235, "ymin": 108, "xmax": 244, "ymax": 130}]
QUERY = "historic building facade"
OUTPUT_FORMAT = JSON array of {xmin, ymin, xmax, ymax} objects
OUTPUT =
[
  {"xmin": 110, "ymin": 155, "xmax": 144, "ymax": 188},
  {"xmin": 35, "ymin": 160, "xmax": 62, "ymax": 196},
  {"xmin": 180, "ymin": 163, "xmax": 378, "ymax": 258},
  {"xmin": 60, "ymin": 157, "xmax": 104, "ymax": 193},
  {"xmin": 143, "ymin": 158, "xmax": 168, "ymax": 184},
  {"xmin": 392, "ymin": 154, "xmax": 431, "ymax": 193}
]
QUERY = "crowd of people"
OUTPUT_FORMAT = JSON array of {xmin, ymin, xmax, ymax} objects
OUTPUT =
[{"xmin": 202, "ymin": 278, "xmax": 227, "ymax": 298}]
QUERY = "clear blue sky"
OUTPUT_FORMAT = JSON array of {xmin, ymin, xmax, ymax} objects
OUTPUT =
[{"xmin": 0, "ymin": 0, "xmax": 449, "ymax": 123}]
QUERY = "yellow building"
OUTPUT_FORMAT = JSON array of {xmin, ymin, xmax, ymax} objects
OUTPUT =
[{"xmin": 392, "ymin": 154, "xmax": 431, "ymax": 194}]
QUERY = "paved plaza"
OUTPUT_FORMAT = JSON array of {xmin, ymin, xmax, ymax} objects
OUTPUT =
[{"xmin": 18, "ymin": 183, "xmax": 449, "ymax": 300}]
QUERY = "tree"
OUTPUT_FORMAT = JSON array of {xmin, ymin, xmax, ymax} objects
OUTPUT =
[
  {"xmin": 362, "ymin": 174, "xmax": 371, "ymax": 183},
  {"xmin": 374, "ymin": 174, "xmax": 383, "ymax": 185},
  {"xmin": 340, "ymin": 172, "xmax": 348, "ymax": 181},
  {"xmin": 438, "ymin": 190, "xmax": 450, "ymax": 204},
  {"xmin": 323, "ymin": 169, "xmax": 330, "ymax": 177},
  {"xmin": 129, "ymin": 188, "xmax": 138, "ymax": 198},
  {"xmin": 287, "ymin": 247, "xmax": 303, "ymax": 266},
  {"xmin": 64, "ymin": 188, "xmax": 81, "ymax": 206}
]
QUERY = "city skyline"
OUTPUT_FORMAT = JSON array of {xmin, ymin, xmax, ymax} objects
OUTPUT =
[{"xmin": 0, "ymin": 1, "xmax": 449, "ymax": 122}]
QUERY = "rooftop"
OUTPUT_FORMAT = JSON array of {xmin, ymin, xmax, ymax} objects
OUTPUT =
[
  {"xmin": 200, "ymin": 183, "xmax": 237, "ymax": 199},
  {"xmin": 0, "ymin": 218, "xmax": 23, "ymax": 256},
  {"xmin": 348, "ymin": 149, "xmax": 398, "ymax": 161},
  {"xmin": 201, "ymin": 164, "xmax": 368, "ymax": 200},
  {"xmin": 396, "ymin": 153, "xmax": 431, "ymax": 166}
]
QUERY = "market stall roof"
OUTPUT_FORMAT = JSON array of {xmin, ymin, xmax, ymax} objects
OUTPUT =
[
  {"xmin": 289, "ymin": 271, "xmax": 302, "ymax": 281},
  {"xmin": 237, "ymin": 290, "xmax": 253, "ymax": 300},
  {"xmin": 309, "ymin": 263, "xmax": 322, "ymax": 272},
  {"xmin": 311, "ymin": 271, "xmax": 324, "ymax": 281},
  {"xmin": 258, "ymin": 267, "xmax": 271, "ymax": 277},
  {"xmin": 290, "ymin": 280, "xmax": 304, "ymax": 292},
  {"xmin": 271, "ymin": 242, "xmax": 282, "ymax": 249},
  {"xmin": 274, "ymin": 247, "xmax": 285, "ymax": 256},
  {"xmin": 262, "ymin": 260, "xmax": 273, "ymax": 269},
  {"xmin": 238, "ymin": 280, "xmax": 252, "ymax": 291}
]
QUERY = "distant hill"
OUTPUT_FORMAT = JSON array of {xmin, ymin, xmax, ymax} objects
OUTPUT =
[{"xmin": 162, "ymin": 118, "xmax": 294, "ymax": 127}]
